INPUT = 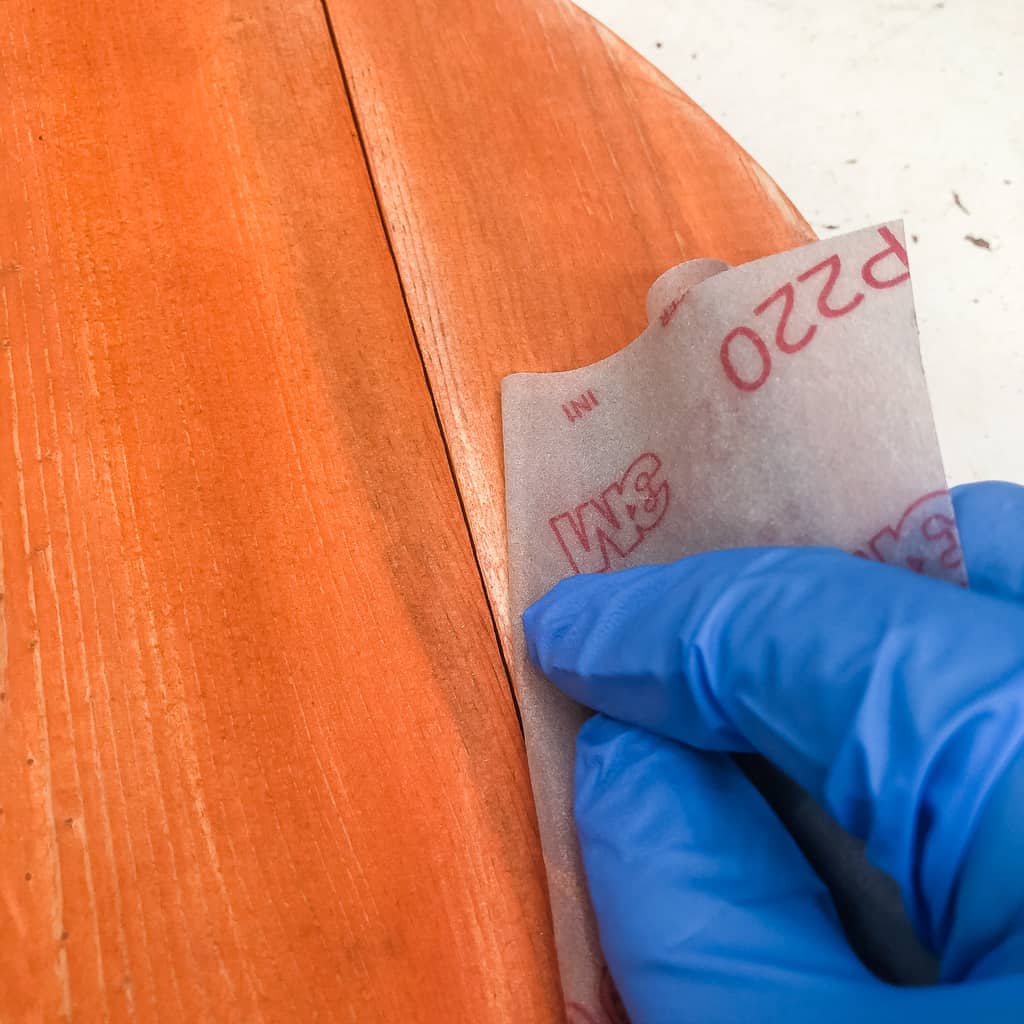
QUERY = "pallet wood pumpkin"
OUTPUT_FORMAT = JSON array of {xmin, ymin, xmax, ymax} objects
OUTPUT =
[{"xmin": 0, "ymin": 0, "xmax": 811, "ymax": 1018}]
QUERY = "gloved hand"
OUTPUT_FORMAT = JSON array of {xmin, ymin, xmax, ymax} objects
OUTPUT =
[{"xmin": 524, "ymin": 482, "xmax": 1024, "ymax": 1024}]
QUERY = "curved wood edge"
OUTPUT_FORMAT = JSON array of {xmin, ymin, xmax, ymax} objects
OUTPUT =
[
  {"xmin": 328, "ymin": 0, "xmax": 815, "ymax": 650},
  {"xmin": 0, "ymin": 0, "xmax": 561, "ymax": 1018}
]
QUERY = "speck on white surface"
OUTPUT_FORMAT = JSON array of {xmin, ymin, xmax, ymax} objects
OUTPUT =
[{"xmin": 575, "ymin": 0, "xmax": 1023, "ymax": 485}]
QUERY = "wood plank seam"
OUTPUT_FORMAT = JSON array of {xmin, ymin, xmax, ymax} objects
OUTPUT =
[{"xmin": 315, "ymin": 0, "xmax": 525, "ymax": 729}]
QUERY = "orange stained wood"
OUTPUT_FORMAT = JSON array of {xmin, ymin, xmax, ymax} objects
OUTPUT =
[
  {"xmin": 0, "ymin": 0, "xmax": 558, "ymax": 1020},
  {"xmin": 0, "ymin": 0, "xmax": 812, "ymax": 1021},
  {"xmin": 326, "ymin": 0, "xmax": 814, "ymax": 644}
]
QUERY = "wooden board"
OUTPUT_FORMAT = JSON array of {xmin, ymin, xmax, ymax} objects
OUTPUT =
[
  {"xmin": 1, "ymin": 0, "xmax": 812, "ymax": 1019},
  {"xmin": 325, "ymin": 0, "xmax": 814, "ymax": 645},
  {"xmin": 0, "ymin": 0, "xmax": 559, "ymax": 1019}
]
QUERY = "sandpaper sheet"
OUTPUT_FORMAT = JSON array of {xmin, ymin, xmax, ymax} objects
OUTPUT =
[{"xmin": 501, "ymin": 223, "xmax": 964, "ymax": 1022}]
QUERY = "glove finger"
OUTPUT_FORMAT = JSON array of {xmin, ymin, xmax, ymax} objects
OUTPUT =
[
  {"xmin": 526, "ymin": 549, "xmax": 1024, "ymax": 949},
  {"xmin": 940, "ymin": 748, "xmax": 1024, "ymax": 981},
  {"xmin": 952, "ymin": 481, "xmax": 1024, "ymax": 601},
  {"xmin": 576, "ymin": 716, "xmax": 1024, "ymax": 1023},
  {"xmin": 575, "ymin": 716, "xmax": 882, "ymax": 1024}
]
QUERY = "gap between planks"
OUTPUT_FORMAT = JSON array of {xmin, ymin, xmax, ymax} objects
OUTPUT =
[{"xmin": 315, "ymin": 0, "xmax": 524, "ymax": 731}]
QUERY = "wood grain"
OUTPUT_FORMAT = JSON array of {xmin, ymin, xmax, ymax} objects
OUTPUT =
[
  {"xmin": 1, "ymin": 0, "xmax": 817, "ymax": 1017},
  {"xmin": 326, "ymin": 0, "xmax": 816, "ymax": 647},
  {"xmin": 0, "ymin": 0, "xmax": 561, "ymax": 1019}
]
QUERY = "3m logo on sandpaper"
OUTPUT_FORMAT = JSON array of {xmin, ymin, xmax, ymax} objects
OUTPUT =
[
  {"xmin": 550, "ymin": 453, "xmax": 670, "ymax": 574},
  {"xmin": 854, "ymin": 490, "xmax": 965, "ymax": 583}
]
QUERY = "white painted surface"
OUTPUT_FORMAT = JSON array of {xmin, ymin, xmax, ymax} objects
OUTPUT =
[{"xmin": 576, "ymin": 0, "xmax": 1023, "ymax": 485}]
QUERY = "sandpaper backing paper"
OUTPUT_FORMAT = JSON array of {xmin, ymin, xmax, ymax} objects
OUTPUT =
[{"xmin": 502, "ymin": 223, "xmax": 964, "ymax": 1020}]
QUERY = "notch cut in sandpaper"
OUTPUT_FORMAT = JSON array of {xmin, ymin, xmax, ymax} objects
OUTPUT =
[{"xmin": 501, "ymin": 223, "xmax": 960, "ymax": 1021}]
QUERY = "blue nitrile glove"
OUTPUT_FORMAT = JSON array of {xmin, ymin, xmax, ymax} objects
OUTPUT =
[{"xmin": 524, "ymin": 481, "xmax": 1024, "ymax": 1024}]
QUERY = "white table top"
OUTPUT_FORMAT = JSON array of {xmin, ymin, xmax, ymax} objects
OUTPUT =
[{"xmin": 579, "ymin": 0, "xmax": 1023, "ymax": 486}]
